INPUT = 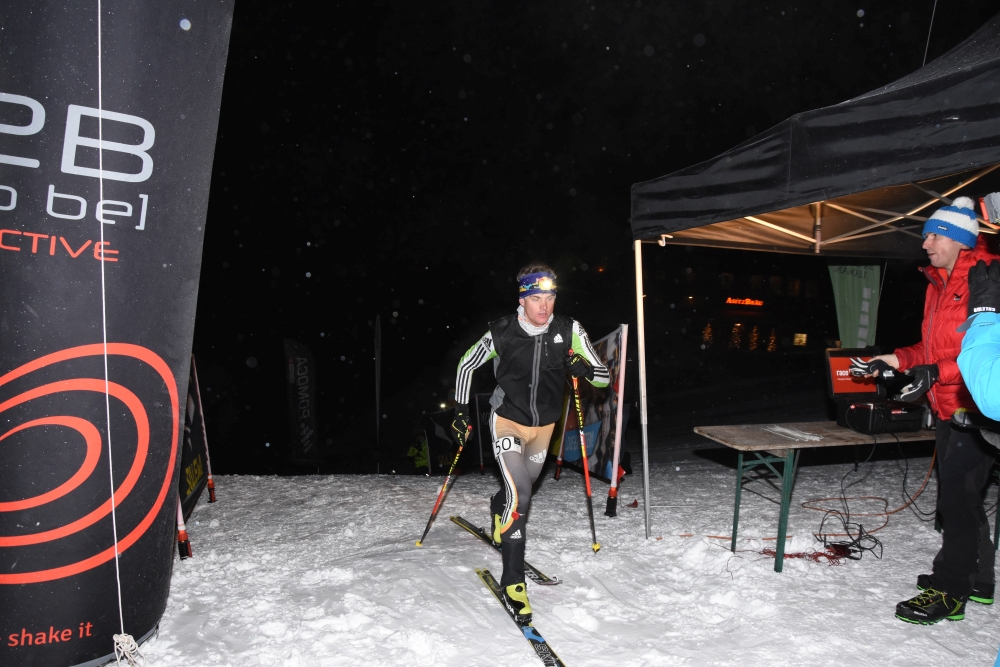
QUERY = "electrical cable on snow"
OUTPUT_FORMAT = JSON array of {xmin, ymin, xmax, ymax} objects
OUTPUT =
[
  {"xmin": 895, "ymin": 442, "xmax": 937, "ymax": 520},
  {"xmin": 799, "ymin": 438, "xmax": 933, "ymax": 560},
  {"xmin": 96, "ymin": 2, "xmax": 143, "ymax": 664},
  {"xmin": 691, "ymin": 438, "xmax": 938, "ymax": 562}
]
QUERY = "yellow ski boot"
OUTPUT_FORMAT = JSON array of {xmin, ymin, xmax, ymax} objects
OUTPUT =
[{"xmin": 503, "ymin": 582, "xmax": 532, "ymax": 625}]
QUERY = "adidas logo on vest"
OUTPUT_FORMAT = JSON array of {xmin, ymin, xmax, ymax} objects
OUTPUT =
[
  {"xmin": 553, "ymin": 333, "xmax": 563, "ymax": 343},
  {"xmin": 510, "ymin": 529, "xmax": 522, "ymax": 540}
]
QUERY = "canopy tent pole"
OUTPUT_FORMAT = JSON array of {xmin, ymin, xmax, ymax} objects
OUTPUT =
[
  {"xmin": 811, "ymin": 202, "xmax": 823, "ymax": 254},
  {"xmin": 633, "ymin": 239, "xmax": 651, "ymax": 538}
]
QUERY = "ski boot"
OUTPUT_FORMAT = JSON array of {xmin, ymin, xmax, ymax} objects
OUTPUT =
[
  {"xmin": 502, "ymin": 582, "xmax": 532, "ymax": 625},
  {"xmin": 917, "ymin": 573, "xmax": 993, "ymax": 605},
  {"xmin": 896, "ymin": 588, "xmax": 966, "ymax": 624}
]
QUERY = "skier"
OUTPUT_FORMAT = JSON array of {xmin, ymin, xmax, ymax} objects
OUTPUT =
[
  {"xmin": 452, "ymin": 263, "xmax": 609, "ymax": 624},
  {"xmin": 858, "ymin": 196, "xmax": 998, "ymax": 624}
]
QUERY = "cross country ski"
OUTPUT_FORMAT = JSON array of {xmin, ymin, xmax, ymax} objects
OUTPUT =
[
  {"xmin": 476, "ymin": 568, "xmax": 567, "ymax": 667},
  {"xmin": 451, "ymin": 515, "xmax": 560, "ymax": 585}
]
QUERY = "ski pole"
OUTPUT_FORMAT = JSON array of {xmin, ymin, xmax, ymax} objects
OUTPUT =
[
  {"xmin": 415, "ymin": 427, "xmax": 469, "ymax": 547},
  {"xmin": 569, "ymin": 354, "xmax": 601, "ymax": 553},
  {"xmin": 554, "ymin": 394, "xmax": 571, "ymax": 481}
]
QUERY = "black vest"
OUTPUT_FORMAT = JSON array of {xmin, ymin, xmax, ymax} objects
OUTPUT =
[{"xmin": 488, "ymin": 314, "xmax": 574, "ymax": 426}]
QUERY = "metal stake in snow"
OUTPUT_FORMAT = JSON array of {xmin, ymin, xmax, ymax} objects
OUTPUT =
[
  {"xmin": 569, "ymin": 350, "xmax": 601, "ymax": 554},
  {"xmin": 176, "ymin": 495, "xmax": 192, "ymax": 559},
  {"xmin": 415, "ymin": 426, "xmax": 469, "ymax": 546}
]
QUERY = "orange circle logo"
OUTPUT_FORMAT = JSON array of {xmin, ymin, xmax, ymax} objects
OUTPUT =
[{"xmin": 0, "ymin": 344, "xmax": 178, "ymax": 584}]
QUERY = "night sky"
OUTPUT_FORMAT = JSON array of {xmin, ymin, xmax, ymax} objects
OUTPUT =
[{"xmin": 191, "ymin": 1, "xmax": 1000, "ymax": 474}]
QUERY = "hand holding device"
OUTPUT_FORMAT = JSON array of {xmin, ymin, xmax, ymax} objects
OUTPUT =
[
  {"xmin": 848, "ymin": 357, "xmax": 898, "ymax": 380},
  {"xmin": 895, "ymin": 365, "xmax": 938, "ymax": 403}
]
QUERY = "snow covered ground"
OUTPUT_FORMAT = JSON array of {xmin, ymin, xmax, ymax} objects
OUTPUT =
[{"xmin": 144, "ymin": 454, "xmax": 1000, "ymax": 667}]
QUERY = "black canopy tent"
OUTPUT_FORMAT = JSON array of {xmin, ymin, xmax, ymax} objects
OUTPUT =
[{"xmin": 627, "ymin": 13, "xmax": 1000, "ymax": 537}]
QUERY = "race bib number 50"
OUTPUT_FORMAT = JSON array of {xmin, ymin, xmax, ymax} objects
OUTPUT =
[{"xmin": 493, "ymin": 436, "xmax": 522, "ymax": 457}]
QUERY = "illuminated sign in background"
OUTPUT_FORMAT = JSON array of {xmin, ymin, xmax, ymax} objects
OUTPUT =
[{"xmin": 725, "ymin": 297, "xmax": 764, "ymax": 306}]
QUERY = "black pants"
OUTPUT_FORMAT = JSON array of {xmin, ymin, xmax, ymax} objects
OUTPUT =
[{"xmin": 930, "ymin": 420, "xmax": 996, "ymax": 598}]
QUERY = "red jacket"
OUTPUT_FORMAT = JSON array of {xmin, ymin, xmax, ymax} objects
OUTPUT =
[{"xmin": 895, "ymin": 236, "xmax": 998, "ymax": 420}]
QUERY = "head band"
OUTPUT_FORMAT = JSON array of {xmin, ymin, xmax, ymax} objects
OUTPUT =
[{"xmin": 518, "ymin": 271, "xmax": 557, "ymax": 298}]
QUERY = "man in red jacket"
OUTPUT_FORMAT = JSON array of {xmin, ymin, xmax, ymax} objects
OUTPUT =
[{"xmin": 867, "ymin": 196, "xmax": 998, "ymax": 624}]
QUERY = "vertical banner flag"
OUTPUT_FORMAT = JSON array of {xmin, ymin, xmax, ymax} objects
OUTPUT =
[
  {"xmin": 552, "ymin": 326, "xmax": 628, "ymax": 483},
  {"xmin": 284, "ymin": 338, "xmax": 321, "ymax": 465},
  {"xmin": 375, "ymin": 314, "xmax": 381, "ymax": 472},
  {"xmin": 0, "ymin": 3, "xmax": 235, "ymax": 666},
  {"xmin": 179, "ymin": 356, "xmax": 210, "ymax": 521},
  {"xmin": 828, "ymin": 265, "xmax": 881, "ymax": 348}
]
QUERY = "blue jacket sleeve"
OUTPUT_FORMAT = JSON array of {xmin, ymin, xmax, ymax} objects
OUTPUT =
[{"xmin": 958, "ymin": 312, "xmax": 1000, "ymax": 420}]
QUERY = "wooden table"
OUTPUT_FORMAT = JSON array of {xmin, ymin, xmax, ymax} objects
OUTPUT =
[{"xmin": 693, "ymin": 421, "xmax": 935, "ymax": 572}]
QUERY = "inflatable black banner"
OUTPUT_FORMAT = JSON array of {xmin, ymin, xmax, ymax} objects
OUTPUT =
[
  {"xmin": 0, "ymin": 3, "xmax": 234, "ymax": 666},
  {"xmin": 284, "ymin": 338, "xmax": 321, "ymax": 465}
]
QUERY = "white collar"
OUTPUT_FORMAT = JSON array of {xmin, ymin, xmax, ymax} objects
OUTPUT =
[{"xmin": 516, "ymin": 305, "xmax": 553, "ymax": 336}]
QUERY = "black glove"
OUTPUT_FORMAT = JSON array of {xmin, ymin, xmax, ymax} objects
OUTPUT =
[
  {"xmin": 968, "ymin": 259, "xmax": 1000, "ymax": 317},
  {"xmin": 895, "ymin": 365, "xmax": 938, "ymax": 403},
  {"xmin": 848, "ymin": 357, "xmax": 899, "ymax": 381},
  {"xmin": 567, "ymin": 352, "xmax": 594, "ymax": 380},
  {"xmin": 452, "ymin": 404, "xmax": 472, "ymax": 442}
]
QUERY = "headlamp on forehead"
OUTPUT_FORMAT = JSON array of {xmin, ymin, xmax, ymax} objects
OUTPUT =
[{"xmin": 518, "ymin": 271, "xmax": 557, "ymax": 298}]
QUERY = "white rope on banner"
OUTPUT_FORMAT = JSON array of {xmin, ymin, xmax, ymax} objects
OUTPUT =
[
  {"xmin": 96, "ymin": 2, "xmax": 142, "ymax": 665},
  {"xmin": 922, "ymin": 0, "xmax": 939, "ymax": 67}
]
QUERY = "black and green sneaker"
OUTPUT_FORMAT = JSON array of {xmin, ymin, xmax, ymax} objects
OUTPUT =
[
  {"xmin": 502, "ymin": 582, "xmax": 532, "ymax": 625},
  {"xmin": 896, "ymin": 588, "xmax": 966, "ymax": 624},
  {"xmin": 916, "ymin": 573, "xmax": 994, "ymax": 605}
]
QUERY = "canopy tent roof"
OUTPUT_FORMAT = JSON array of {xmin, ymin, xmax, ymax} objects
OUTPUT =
[{"xmin": 630, "ymin": 12, "xmax": 1000, "ymax": 259}]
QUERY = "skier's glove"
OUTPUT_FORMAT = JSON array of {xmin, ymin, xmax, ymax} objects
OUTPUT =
[
  {"xmin": 968, "ymin": 259, "xmax": 1000, "ymax": 317},
  {"xmin": 848, "ymin": 357, "xmax": 899, "ymax": 380},
  {"xmin": 895, "ymin": 365, "xmax": 938, "ymax": 403},
  {"xmin": 452, "ymin": 404, "xmax": 472, "ymax": 442},
  {"xmin": 567, "ymin": 352, "xmax": 594, "ymax": 380}
]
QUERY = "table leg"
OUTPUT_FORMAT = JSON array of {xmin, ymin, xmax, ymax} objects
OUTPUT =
[
  {"xmin": 731, "ymin": 452, "xmax": 744, "ymax": 553},
  {"xmin": 774, "ymin": 449, "xmax": 797, "ymax": 573}
]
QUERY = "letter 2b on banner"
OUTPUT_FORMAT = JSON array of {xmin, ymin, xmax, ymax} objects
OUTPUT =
[
  {"xmin": 0, "ymin": 3, "xmax": 235, "ymax": 667},
  {"xmin": 1, "ymin": 97, "xmax": 154, "ymax": 181}
]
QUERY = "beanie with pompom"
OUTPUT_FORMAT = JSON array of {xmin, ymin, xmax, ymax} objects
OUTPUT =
[{"xmin": 922, "ymin": 196, "xmax": 979, "ymax": 248}]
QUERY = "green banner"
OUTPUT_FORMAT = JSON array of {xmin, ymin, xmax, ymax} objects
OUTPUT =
[{"xmin": 828, "ymin": 265, "xmax": 881, "ymax": 348}]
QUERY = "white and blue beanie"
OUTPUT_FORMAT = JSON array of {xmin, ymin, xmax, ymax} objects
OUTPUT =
[{"xmin": 922, "ymin": 196, "xmax": 979, "ymax": 248}]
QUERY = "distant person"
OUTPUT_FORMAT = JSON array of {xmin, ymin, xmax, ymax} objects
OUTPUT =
[
  {"xmin": 452, "ymin": 263, "xmax": 609, "ymax": 624},
  {"xmin": 859, "ymin": 196, "xmax": 998, "ymax": 624}
]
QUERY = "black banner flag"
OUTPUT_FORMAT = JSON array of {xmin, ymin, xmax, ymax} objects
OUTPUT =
[
  {"xmin": 0, "ymin": 3, "xmax": 234, "ymax": 666},
  {"xmin": 179, "ymin": 356, "xmax": 210, "ymax": 521},
  {"xmin": 284, "ymin": 338, "xmax": 321, "ymax": 465}
]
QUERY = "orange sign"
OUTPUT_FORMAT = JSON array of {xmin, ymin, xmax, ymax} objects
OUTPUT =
[
  {"xmin": 725, "ymin": 297, "xmax": 764, "ymax": 306},
  {"xmin": 828, "ymin": 356, "xmax": 880, "ymax": 395}
]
